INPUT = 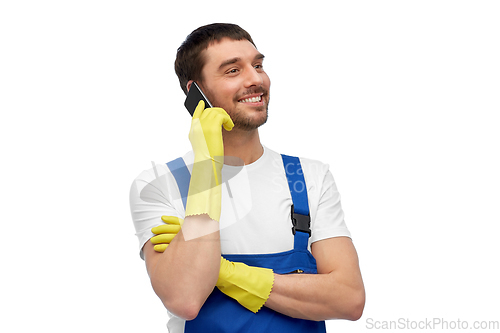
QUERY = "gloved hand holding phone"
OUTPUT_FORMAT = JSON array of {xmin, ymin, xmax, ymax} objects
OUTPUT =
[{"xmin": 186, "ymin": 100, "xmax": 234, "ymax": 222}]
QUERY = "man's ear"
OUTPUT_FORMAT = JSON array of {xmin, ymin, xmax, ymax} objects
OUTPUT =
[{"xmin": 186, "ymin": 80, "xmax": 194, "ymax": 93}]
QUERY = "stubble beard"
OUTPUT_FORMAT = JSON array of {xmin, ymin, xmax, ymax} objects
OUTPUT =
[
  {"xmin": 230, "ymin": 99, "xmax": 269, "ymax": 131},
  {"xmin": 204, "ymin": 87, "xmax": 270, "ymax": 131}
]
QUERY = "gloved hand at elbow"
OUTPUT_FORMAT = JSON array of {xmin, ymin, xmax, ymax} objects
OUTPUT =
[{"xmin": 150, "ymin": 216, "xmax": 183, "ymax": 252}]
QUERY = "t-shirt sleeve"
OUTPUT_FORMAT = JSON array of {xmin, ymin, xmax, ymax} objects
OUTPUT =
[
  {"xmin": 307, "ymin": 162, "xmax": 351, "ymax": 244},
  {"xmin": 129, "ymin": 164, "xmax": 185, "ymax": 260}
]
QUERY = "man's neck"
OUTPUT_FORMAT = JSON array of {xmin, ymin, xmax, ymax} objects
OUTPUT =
[{"xmin": 222, "ymin": 128, "xmax": 263, "ymax": 165}]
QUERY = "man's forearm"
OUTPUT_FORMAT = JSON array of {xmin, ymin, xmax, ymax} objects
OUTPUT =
[
  {"xmin": 148, "ymin": 214, "xmax": 221, "ymax": 320},
  {"xmin": 265, "ymin": 271, "xmax": 365, "ymax": 321}
]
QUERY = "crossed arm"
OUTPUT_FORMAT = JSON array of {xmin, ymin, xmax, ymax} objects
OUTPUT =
[
  {"xmin": 144, "ymin": 214, "xmax": 221, "ymax": 320},
  {"xmin": 144, "ymin": 216, "xmax": 365, "ymax": 321},
  {"xmin": 265, "ymin": 236, "xmax": 365, "ymax": 321}
]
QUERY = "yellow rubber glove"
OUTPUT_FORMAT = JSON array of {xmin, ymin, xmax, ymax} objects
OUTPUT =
[
  {"xmin": 186, "ymin": 100, "xmax": 234, "ymax": 222},
  {"xmin": 150, "ymin": 216, "xmax": 183, "ymax": 252},
  {"xmin": 217, "ymin": 257, "xmax": 275, "ymax": 313}
]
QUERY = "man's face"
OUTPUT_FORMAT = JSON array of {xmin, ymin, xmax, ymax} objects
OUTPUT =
[{"xmin": 197, "ymin": 38, "xmax": 271, "ymax": 131}]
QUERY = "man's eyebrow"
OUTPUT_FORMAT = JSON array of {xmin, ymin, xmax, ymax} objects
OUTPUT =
[
  {"xmin": 255, "ymin": 53, "xmax": 265, "ymax": 61},
  {"xmin": 218, "ymin": 53, "xmax": 265, "ymax": 70},
  {"xmin": 219, "ymin": 57, "xmax": 241, "ymax": 70}
]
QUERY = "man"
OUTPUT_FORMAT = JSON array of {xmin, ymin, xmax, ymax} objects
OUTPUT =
[{"xmin": 130, "ymin": 23, "xmax": 365, "ymax": 332}]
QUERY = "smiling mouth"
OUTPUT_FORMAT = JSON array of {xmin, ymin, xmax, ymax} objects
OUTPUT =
[{"xmin": 238, "ymin": 95, "xmax": 263, "ymax": 103}]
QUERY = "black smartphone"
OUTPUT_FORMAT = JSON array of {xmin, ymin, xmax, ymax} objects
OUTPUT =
[{"xmin": 184, "ymin": 82, "xmax": 212, "ymax": 116}]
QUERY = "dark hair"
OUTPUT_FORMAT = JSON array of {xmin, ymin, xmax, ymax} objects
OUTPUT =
[{"xmin": 174, "ymin": 23, "xmax": 256, "ymax": 95}]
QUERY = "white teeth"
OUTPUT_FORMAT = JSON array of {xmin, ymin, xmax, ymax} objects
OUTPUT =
[{"xmin": 240, "ymin": 96, "xmax": 262, "ymax": 103}]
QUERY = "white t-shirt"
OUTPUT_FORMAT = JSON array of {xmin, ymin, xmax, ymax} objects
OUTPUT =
[{"xmin": 129, "ymin": 145, "xmax": 351, "ymax": 331}]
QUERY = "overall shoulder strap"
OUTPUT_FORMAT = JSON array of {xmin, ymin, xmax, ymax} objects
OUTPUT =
[
  {"xmin": 166, "ymin": 157, "xmax": 191, "ymax": 210},
  {"xmin": 281, "ymin": 154, "xmax": 311, "ymax": 250}
]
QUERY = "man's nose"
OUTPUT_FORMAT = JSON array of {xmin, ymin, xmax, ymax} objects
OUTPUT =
[{"xmin": 244, "ymin": 66, "xmax": 263, "ymax": 87}]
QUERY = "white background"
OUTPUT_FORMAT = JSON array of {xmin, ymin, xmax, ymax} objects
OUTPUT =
[{"xmin": 1, "ymin": 0, "xmax": 499, "ymax": 332}]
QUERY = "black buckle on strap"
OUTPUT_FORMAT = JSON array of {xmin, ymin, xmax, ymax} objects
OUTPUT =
[{"xmin": 291, "ymin": 204, "xmax": 311, "ymax": 236}]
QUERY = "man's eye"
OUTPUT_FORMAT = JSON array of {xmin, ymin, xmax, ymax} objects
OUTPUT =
[{"xmin": 227, "ymin": 69, "xmax": 238, "ymax": 74}]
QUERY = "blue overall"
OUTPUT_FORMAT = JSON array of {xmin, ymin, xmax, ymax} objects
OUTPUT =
[{"xmin": 166, "ymin": 154, "xmax": 327, "ymax": 333}]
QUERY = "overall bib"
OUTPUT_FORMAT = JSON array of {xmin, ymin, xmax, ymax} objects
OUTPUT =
[{"xmin": 167, "ymin": 154, "xmax": 327, "ymax": 333}]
